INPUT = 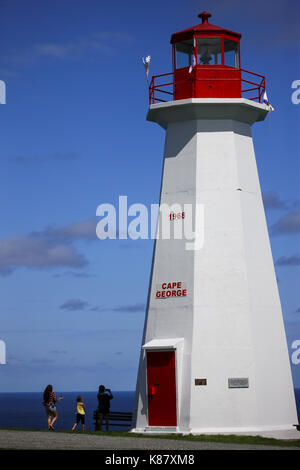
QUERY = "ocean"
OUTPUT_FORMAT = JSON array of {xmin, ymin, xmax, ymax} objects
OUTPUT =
[
  {"xmin": 0, "ymin": 389, "xmax": 300, "ymax": 431},
  {"xmin": 0, "ymin": 391, "xmax": 135, "ymax": 431}
]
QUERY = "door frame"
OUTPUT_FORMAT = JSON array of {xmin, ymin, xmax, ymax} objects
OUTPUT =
[
  {"xmin": 144, "ymin": 344, "xmax": 182, "ymax": 428},
  {"xmin": 146, "ymin": 348, "xmax": 177, "ymax": 427},
  {"xmin": 142, "ymin": 338, "xmax": 184, "ymax": 429}
]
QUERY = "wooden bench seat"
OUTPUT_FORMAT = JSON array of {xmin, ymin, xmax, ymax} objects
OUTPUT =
[{"xmin": 93, "ymin": 410, "xmax": 133, "ymax": 430}]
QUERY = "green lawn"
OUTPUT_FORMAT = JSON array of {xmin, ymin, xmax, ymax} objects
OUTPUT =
[{"xmin": 1, "ymin": 427, "xmax": 300, "ymax": 448}]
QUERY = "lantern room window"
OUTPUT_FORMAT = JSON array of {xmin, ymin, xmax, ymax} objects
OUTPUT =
[
  {"xmin": 197, "ymin": 38, "xmax": 221, "ymax": 65},
  {"xmin": 175, "ymin": 39, "xmax": 194, "ymax": 69},
  {"xmin": 224, "ymin": 39, "xmax": 239, "ymax": 68}
]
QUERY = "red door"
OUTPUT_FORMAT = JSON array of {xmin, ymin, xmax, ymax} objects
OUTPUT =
[{"xmin": 146, "ymin": 350, "xmax": 177, "ymax": 426}]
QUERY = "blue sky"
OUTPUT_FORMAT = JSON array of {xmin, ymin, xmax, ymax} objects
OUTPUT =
[{"xmin": 0, "ymin": 0, "xmax": 299, "ymax": 392}]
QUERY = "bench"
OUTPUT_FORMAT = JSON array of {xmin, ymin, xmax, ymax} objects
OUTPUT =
[{"xmin": 93, "ymin": 410, "xmax": 133, "ymax": 431}]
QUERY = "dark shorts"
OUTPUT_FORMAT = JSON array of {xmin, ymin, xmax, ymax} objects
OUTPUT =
[
  {"xmin": 98, "ymin": 409, "xmax": 109, "ymax": 418},
  {"xmin": 45, "ymin": 405, "xmax": 56, "ymax": 416},
  {"xmin": 76, "ymin": 413, "xmax": 85, "ymax": 424}
]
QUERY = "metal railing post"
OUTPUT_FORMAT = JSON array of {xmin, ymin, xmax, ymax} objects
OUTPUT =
[{"xmin": 148, "ymin": 69, "xmax": 265, "ymax": 104}]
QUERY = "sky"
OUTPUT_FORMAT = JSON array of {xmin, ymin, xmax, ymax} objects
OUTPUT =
[{"xmin": 0, "ymin": 0, "xmax": 299, "ymax": 392}]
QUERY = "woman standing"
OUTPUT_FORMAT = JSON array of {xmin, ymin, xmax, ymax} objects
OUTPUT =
[
  {"xmin": 97, "ymin": 385, "xmax": 113, "ymax": 431},
  {"xmin": 43, "ymin": 384, "xmax": 63, "ymax": 430}
]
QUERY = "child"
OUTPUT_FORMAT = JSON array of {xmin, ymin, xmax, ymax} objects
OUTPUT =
[{"xmin": 72, "ymin": 395, "xmax": 86, "ymax": 431}]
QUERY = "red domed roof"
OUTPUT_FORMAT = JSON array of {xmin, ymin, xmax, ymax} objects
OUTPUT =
[{"xmin": 170, "ymin": 11, "xmax": 241, "ymax": 43}]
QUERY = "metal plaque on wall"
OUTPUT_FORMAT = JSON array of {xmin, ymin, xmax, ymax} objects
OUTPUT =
[
  {"xmin": 228, "ymin": 378, "xmax": 249, "ymax": 388},
  {"xmin": 195, "ymin": 378, "xmax": 207, "ymax": 386}
]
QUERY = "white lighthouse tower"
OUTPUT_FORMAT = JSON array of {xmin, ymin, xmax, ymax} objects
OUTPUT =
[{"xmin": 132, "ymin": 11, "xmax": 298, "ymax": 434}]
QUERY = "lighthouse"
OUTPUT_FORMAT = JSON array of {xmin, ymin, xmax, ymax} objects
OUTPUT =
[{"xmin": 132, "ymin": 12, "xmax": 298, "ymax": 434}]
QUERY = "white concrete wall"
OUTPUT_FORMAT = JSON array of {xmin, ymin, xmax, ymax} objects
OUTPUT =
[
  {"xmin": 191, "ymin": 119, "xmax": 255, "ymax": 431},
  {"xmin": 132, "ymin": 99, "xmax": 298, "ymax": 433},
  {"xmin": 133, "ymin": 119, "xmax": 198, "ymax": 431}
]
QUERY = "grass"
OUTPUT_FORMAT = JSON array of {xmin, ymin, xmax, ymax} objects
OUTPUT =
[{"xmin": 0, "ymin": 426, "xmax": 300, "ymax": 448}]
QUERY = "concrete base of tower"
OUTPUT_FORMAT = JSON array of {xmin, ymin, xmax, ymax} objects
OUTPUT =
[
  {"xmin": 188, "ymin": 426, "xmax": 300, "ymax": 441},
  {"xmin": 130, "ymin": 426, "xmax": 186, "ymax": 435},
  {"xmin": 130, "ymin": 424, "xmax": 300, "ymax": 440},
  {"xmin": 188, "ymin": 424, "xmax": 297, "ymax": 434}
]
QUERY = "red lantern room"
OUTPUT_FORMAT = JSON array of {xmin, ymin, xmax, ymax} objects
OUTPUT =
[
  {"xmin": 172, "ymin": 11, "xmax": 241, "ymax": 99},
  {"xmin": 149, "ymin": 12, "xmax": 265, "ymax": 104}
]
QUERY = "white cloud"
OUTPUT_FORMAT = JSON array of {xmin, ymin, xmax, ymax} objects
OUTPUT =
[
  {"xmin": 60, "ymin": 299, "xmax": 89, "ymax": 311},
  {"xmin": 275, "ymin": 254, "xmax": 300, "ymax": 266},
  {"xmin": 271, "ymin": 209, "xmax": 300, "ymax": 235},
  {"xmin": 34, "ymin": 32, "xmax": 133, "ymax": 61},
  {"xmin": 0, "ymin": 235, "xmax": 88, "ymax": 276},
  {"xmin": 262, "ymin": 191, "xmax": 287, "ymax": 210},
  {"xmin": 30, "ymin": 218, "xmax": 98, "ymax": 243}
]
